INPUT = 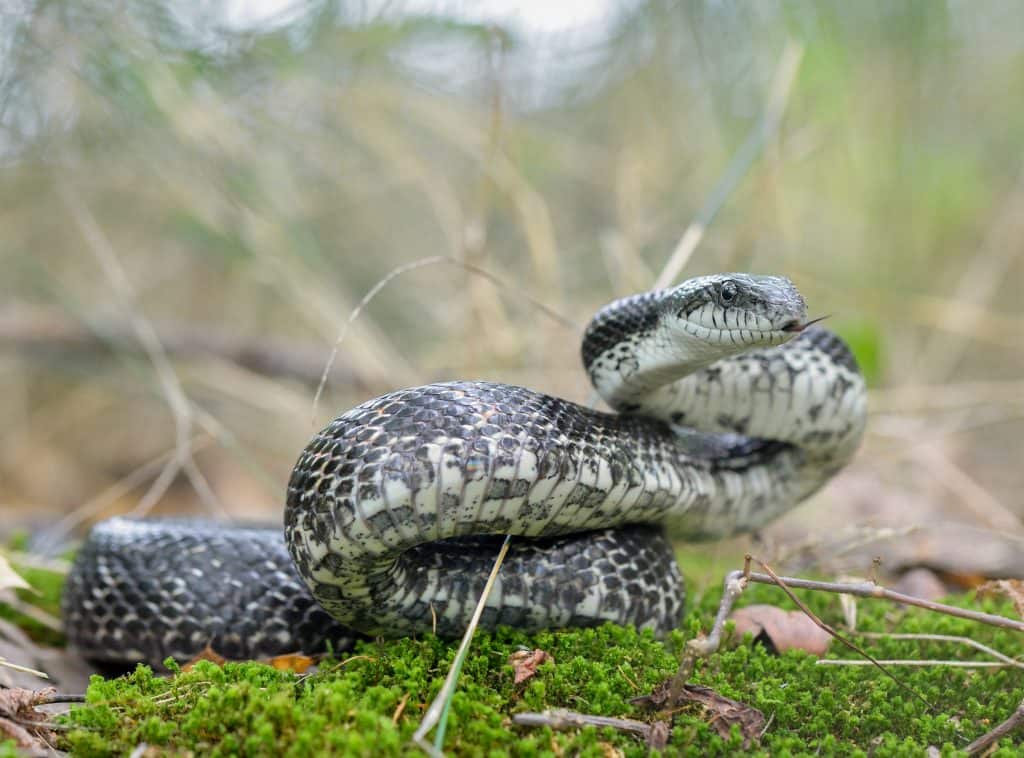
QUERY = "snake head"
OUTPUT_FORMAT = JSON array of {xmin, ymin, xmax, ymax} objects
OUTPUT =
[
  {"xmin": 582, "ymin": 273, "xmax": 812, "ymax": 406},
  {"xmin": 661, "ymin": 273, "xmax": 808, "ymax": 353}
]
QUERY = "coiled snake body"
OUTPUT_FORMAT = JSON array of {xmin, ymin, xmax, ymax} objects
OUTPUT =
[{"xmin": 64, "ymin": 274, "xmax": 866, "ymax": 666}]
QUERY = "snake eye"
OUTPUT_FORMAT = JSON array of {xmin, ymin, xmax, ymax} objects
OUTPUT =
[{"xmin": 718, "ymin": 281, "xmax": 738, "ymax": 304}]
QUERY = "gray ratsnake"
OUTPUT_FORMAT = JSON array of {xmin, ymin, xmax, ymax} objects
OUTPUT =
[{"xmin": 63, "ymin": 273, "xmax": 866, "ymax": 667}]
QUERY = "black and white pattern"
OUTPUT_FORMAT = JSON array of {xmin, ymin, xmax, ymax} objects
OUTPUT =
[
  {"xmin": 63, "ymin": 519, "xmax": 356, "ymax": 665},
  {"xmin": 65, "ymin": 273, "xmax": 866, "ymax": 666}
]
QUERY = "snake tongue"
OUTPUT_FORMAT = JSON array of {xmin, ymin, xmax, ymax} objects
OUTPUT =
[{"xmin": 784, "ymin": 314, "xmax": 830, "ymax": 332}]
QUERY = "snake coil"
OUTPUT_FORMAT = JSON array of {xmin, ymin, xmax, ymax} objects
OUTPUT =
[{"xmin": 64, "ymin": 274, "xmax": 865, "ymax": 666}]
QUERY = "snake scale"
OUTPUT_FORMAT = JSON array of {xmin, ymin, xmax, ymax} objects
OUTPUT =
[{"xmin": 63, "ymin": 274, "xmax": 866, "ymax": 666}]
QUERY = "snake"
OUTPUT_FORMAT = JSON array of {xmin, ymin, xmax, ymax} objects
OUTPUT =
[{"xmin": 62, "ymin": 273, "xmax": 866, "ymax": 667}]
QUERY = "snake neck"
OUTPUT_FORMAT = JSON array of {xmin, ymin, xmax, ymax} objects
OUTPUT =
[
  {"xmin": 582, "ymin": 291, "xmax": 713, "ymax": 407},
  {"xmin": 581, "ymin": 289, "xmax": 798, "ymax": 410},
  {"xmin": 583, "ymin": 297, "xmax": 866, "ymax": 497},
  {"xmin": 608, "ymin": 327, "xmax": 866, "ymax": 486}
]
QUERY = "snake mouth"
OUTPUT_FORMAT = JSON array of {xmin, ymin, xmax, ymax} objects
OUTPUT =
[{"xmin": 782, "ymin": 315, "xmax": 829, "ymax": 333}]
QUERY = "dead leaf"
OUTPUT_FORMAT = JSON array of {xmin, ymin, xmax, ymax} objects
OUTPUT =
[
  {"xmin": 0, "ymin": 555, "xmax": 32, "ymax": 593},
  {"xmin": 182, "ymin": 645, "xmax": 226, "ymax": 671},
  {"xmin": 632, "ymin": 679, "xmax": 765, "ymax": 748},
  {"xmin": 978, "ymin": 579, "xmax": 1024, "ymax": 619},
  {"xmin": 267, "ymin": 653, "xmax": 317, "ymax": 673},
  {"xmin": 730, "ymin": 604, "xmax": 832, "ymax": 657},
  {"xmin": 0, "ymin": 687, "xmax": 58, "ymax": 753},
  {"xmin": 508, "ymin": 649, "xmax": 553, "ymax": 684}
]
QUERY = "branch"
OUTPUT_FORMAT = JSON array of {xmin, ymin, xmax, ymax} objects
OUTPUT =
[
  {"xmin": 965, "ymin": 697, "xmax": 1024, "ymax": 756},
  {"xmin": 0, "ymin": 304, "xmax": 363, "ymax": 388},
  {"xmin": 513, "ymin": 709, "xmax": 670, "ymax": 749},
  {"xmin": 741, "ymin": 570, "xmax": 1024, "ymax": 633}
]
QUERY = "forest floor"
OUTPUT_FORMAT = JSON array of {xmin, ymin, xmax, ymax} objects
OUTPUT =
[{"xmin": 2, "ymin": 547, "xmax": 1023, "ymax": 756}]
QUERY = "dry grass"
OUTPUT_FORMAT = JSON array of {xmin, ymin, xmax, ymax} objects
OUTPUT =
[{"xmin": 0, "ymin": 1, "xmax": 1021, "ymax": 576}]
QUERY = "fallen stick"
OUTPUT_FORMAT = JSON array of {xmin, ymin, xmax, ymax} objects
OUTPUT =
[
  {"xmin": 965, "ymin": 697, "xmax": 1024, "ymax": 756},
  {"xmin": 692, "ymin": 565, "xmax": 1024, "ymax": 664},
  {"xmin": 513, "ymin": 709, "xmax": 670, "ymax": 749},
  {"xmin": 0, "ymin": 305, "xmax": 363, "ymax": 388}
]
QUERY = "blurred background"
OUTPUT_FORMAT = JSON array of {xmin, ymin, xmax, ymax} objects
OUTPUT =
[{"xmin": 1, "ymin": 0, "xmax": 1023, "ymax": 584}]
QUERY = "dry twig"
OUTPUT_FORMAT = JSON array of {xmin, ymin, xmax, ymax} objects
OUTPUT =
[
  {"xmin": 672, "ymin": 557, "xmax": 936, "ymax": 713},
  {"xmin": 0, "ymin": 658, "xmax": 48, "ymax": 680},
  {"xmin": 0, "ymin": 304, "xmax": 364, "ymax": 388},
  {"xmin": 965, "ymin": 697, "xmax": 1024, "ymax": 756},
  {"xmin": 312, "ymin": 255, "xmax": 576, "ymax": 427},
  {"xmin": 838, "ymin": 632, "xmax": 1024, "ymax": 670},
  {"xmin": 513, "ymin": 709, "xmax": 670, "ymax": 750}
]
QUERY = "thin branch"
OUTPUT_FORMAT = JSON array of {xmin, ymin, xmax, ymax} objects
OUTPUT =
[
  {"xmin": 965, "ymin": 697, "xmax": 1024, "ymax": 756},
  {"xmin": 676, "ymin": 559, "xmax": 1024, "ymax": 728},
  {"xmin": 748, "ymin": 558, "xmax": 935, "ymax": 713},
  {"xmin": 512, "ymin": 708, "xmax": 663, "ymax": 741},
  {"xmin": 0, "ymin": 304, "xmax": 363, "ymax": 387},
  {"xmin": 741, "ymin": 570, "xmax": 1024, "ymax": 633},
  {"xmin": 818, "ymin": 660, "xmax": 1013, "ymax": 668},
  {"xmin": 312, "ymin": 256, "xmax": 577, "ymax": 426},
  {"xmin": 852, "ymin": 632, "xmax": 1024, "ymax": 668},
  {"xmin": 35, "ymin": 693, "xmax": 86, "ymax": 705},
  {"xmin": 654, "ymin": 41, "xmax": 804, "ymax": 289},
  {"xmin": 0, "ymin": 657, "xmax": 48, "ymax": 679}
]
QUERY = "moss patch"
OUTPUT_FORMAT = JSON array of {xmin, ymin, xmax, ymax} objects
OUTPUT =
[{"xmin": 56, "ymin": 584, "xmax": 1024, "ymax": 756}]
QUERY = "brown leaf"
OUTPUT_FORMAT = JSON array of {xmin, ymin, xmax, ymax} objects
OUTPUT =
[
  {"xmin": 267, "ymin": 653, "xmax": 317, "ymax": 673},
  {"xmin": 182, "ymin": 644, "xmax": 226, "ymax": 671},
  {"xmin": 0, "ymin": 687, "xmax": 55, "ymax": 718},
  {"xmin": 730, "ymin": 604, "xmax": 832, "ymax": 657},
  {"xmin": 632, "ymin": 679, "xmax": 765, "ymax": 748},
  {"xmin": 0, "ymin": 687, "xmax": 57, "ymax": 752},
  {"xmin": 0, "ymin": 718, "xmax": 39, "ymax": 750},
  {"xmin": 508, "ymin": 649, "xmax": 554, "ymax": 684},
  {"xmin": 978, "ymin": 579, "xmax": 1024, "ymax": 618}
]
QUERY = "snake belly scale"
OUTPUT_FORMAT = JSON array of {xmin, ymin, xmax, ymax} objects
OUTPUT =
[{"xmin": 63, "ymin": 274, "xmax": 866, "ymax": 666}]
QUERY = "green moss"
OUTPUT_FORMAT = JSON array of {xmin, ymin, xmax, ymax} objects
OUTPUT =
[{"xmin": 55, "ymin": 582, "xmax": 1024, "ymax": 756}]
